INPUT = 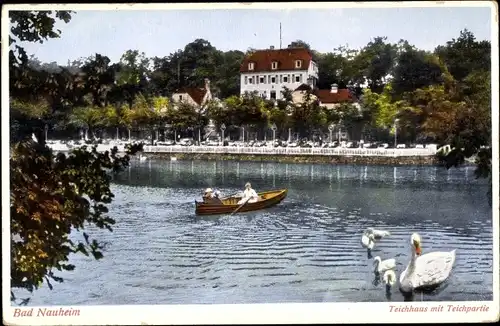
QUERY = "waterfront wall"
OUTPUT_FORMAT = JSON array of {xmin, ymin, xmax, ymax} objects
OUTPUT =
[{"xmin": 148, "ymin": 152, "xmax": 439, "ymax": 166}]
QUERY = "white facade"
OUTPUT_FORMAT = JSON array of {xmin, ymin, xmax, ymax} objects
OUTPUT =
[{"xmin": 240, "ymin": 61, "xmax": 319, "ymax": 100}]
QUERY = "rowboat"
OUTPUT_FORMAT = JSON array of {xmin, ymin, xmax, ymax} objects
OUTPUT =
[{"xmin": 195, "ymin": 189, "xmax": 288, "ymax": 216}]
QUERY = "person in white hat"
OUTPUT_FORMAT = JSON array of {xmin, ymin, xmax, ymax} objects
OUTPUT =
[
  {"xmin": 237, "ymin": 182, "xmax": 260, "ymax": 205},
  {"xmin": 203, "ymin": 187, "xmax": 222, "ymax": 204}
]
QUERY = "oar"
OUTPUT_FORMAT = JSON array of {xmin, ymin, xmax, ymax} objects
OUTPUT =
[
  {"xmin": 231, "ymin": 197, "xmax": 250, "ymax": 215},
  {"xmin": 221, "ymin": 192, "xmax": 238, "ymax": 198},
  {"xmin": 221, "ymin": 191, "xmax": 243, "ymax": 200}
]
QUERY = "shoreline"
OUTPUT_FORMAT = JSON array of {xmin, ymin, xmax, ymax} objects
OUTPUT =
[
  {"xmin": 49, "ymin": 144, "xmax": 444, "ymax": 166},
  {"xmin": 145, "ymin": 152, "xmax": 441, "ymax": 166}
]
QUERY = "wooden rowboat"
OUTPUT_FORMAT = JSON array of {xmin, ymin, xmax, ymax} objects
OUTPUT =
[{"xmin": 195, "ymin": 189, "xmax": 288, "ymax": 216}]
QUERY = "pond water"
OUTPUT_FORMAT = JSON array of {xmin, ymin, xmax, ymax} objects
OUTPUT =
[{"xmin": 17, "ymin": 160, "xmax": 493, "ymax": 305}]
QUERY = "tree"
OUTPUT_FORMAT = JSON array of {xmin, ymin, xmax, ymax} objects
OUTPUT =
[
  {"xmin": 167, "ymin": 102, "xmax": 199, "ymax": 135},
  {"xmin": 148, "ymin": 51, "xmax": 184, "ymax": 96},
  {"xmin": 361, "ymin": 84, "xmax": 414, "ymax": 142},
  {"xmin": 328, "ymin": 103, "xmax": 367, "ymax": 141},
  {"xmin": 114, "ymin": 50, "xmax": 151, "ymax": 106},
  {"xmin": 80, "ymin": 54, "xmax": 116, "ymax": 107},
  {"xmin": 351, "ymin": 36, "xmax": 398, "ymax": 92},
  {"xmin": 10, "ymin": 97, "xmax": 51, "ymax": 144},
  {"xmin": 435, "ymin": 29, "xmax": 491, "ymax": 82},
  {"xmin": 10, "ymin": 140, "xmax": 142, "ymax": 302},
  {"xmin": 181, "ymin": 39, "xmax": 224, "ymax": 90},
  {"xmin": 213, "ymin": 50, "xmax": 245, "ymax": 99},
  {"xmin": 69, "ymin": 105, "xmax": 106, "ymax": 140},
  {"xmin": 116, "ymin": 50, "xmax": 150, "ymax": 86},
  {"xmin": 9, "ymin": 10, "xmax": 143, "ymax": 303},
  {"xmin": 316, "ymin": 52, "xmax": 351, "ymax": 89},
  {"xmin": 288, "ymin": 40, "xmax": 311, "ymax": 50},
  {"xmin": 102, "ymin": 104, "xmax": 133, "ymax": 140},
  {"xmin": 290, "ymin": 89, "xmax": 327, "ymax": 138},
  {"xmin": 9, "ymin": 11, "xmax": 73, "ymax": 66},
  {"xmin": 392, "ymin": 42, "xmax": 445, "ymax": 96}
]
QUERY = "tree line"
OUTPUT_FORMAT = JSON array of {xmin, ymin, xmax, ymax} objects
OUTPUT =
[
  {"xmin": 8, "ymin": 10, "xmax": 493, "ymax": 301},
  {"xmin": 11, "ymin": 19, "xmax": 491, "ymax": 147}
]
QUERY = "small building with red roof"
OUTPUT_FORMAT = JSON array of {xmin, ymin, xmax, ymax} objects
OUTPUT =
[
  {"xmin": 172, "ymin": 78, "xmax": 213, "ymax": 109},
  {"xmin": 292, "ymin": 83, "xmax": 358, "ymax": 110}
]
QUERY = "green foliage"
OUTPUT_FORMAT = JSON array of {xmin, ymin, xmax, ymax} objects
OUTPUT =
[
  {"xmin": 351, "ymin": 36, "xmax": 398, "ymax": 92},
  {"xmin": 289, "ymin": 89, "xmax": 327, "ymax": 137},
  {"xmin": 69, "ymin": 106, "xmax": 106, "ymax": 131},
  {"xmin": 316, "ymin": 52, "xmax": 352, "ymax": 89},
  {"xmin": 116, "ymin": 50, "xmax": 150, "ymax": 86},
  {"xmin": 361, "ymin": 84, "xmax": 411, "ymax": 131},
  {"xmin": 10, "ymin": 140, "xmax": 143, "ymax": 300},
  {"xmin": 9, "ymin": 10, "xmax": 145, "ymax": 302},
  {"xmin": 435, "ymin": 29, "xmax": 491, "ymax": 82},
  {"xmin": 392, "ymin": 44, "xmax": 445, "ymax": 96},
  {"xmin": 168, "ymin": 102, "xmax": 202, "ymax": 130},
  {"xmin": 9, "ymin": 11, "xmax": 74, "ymax": 65},
  {"xmin": 288, "ymin": 40, "xmax": 312, "ymax": 50}
]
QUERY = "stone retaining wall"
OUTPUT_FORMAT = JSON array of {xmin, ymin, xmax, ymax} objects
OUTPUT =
[{"xmin": 146, "ymin": 152, "xmax": 440, "ymax": 166}]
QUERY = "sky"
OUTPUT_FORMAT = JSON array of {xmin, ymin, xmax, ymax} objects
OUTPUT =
[{"xmin": 14, "ymin": 4, "xmax": 494, "ymax": 65}]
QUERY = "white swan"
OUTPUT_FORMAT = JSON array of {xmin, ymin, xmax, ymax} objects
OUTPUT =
[
  {"xmin": 361, "ymin": 232, "xmax": 375, "ymax": 250},
  {"xmin": 373, "ymin": 256, "xmax": 396, "ymax": 274},
  {"xmin": 399, "ymin": 233, "xmax": 456, "ymax": 293},
  {"xmin": 383, "ymin": 270, "xmax": 397, "ymax": 288},
  {"xmin": 366, "ymin": 227, "xmax": 391, "ymax": 240},
  {"xmin": 139, "ymin": 155, "xmax": 147, "ymax": 161}
]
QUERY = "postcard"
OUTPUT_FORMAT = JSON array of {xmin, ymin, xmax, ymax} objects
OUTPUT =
[{"xmin": 2, "ymin": 1, "xmax": 499, "ymax": 325}]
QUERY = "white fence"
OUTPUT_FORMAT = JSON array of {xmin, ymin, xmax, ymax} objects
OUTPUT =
[
  {"xmin": 143, "ymin": 145, "xmax": 436, "ymax": 157},
  {"xmin": 48, "ymin": 144, "xmax": 437, "ymax": 157}
]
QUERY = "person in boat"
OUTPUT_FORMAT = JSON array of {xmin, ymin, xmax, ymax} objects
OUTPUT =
[
  {"xmin": 237, "ymin": 182, "xmax": 260, "ymax": 205},
  {"xmin": 203, "ymin": 188, "xmax": 223, "ymax": 204}
]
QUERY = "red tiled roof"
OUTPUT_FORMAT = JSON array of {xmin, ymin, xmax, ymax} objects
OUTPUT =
[
  {"xmin": 294, "ymin": 84, "xmax": 312, "ymax": 92},
  {"xmin": 314, "ymin": 88, "xmax": 354, "ymax": 104},
  {"xmin": 293, "ymin": 85, "xmax": 354, "ymax": 104},
  {"xmin": 240, "ymin": 48, "xmax": 313, "ymax": 73},
  {"xmin": 175, "ymin": 87, "xmax": 207, "ymax": 106}
]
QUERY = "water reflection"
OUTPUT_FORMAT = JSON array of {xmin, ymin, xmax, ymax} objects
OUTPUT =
[
  {"xmin": 19, "ymin": 160, "xmax": 492, "ymax": 306},
  {"xmin": 144, "ymin": 160, "xmax": 480, "ymax": 190}
]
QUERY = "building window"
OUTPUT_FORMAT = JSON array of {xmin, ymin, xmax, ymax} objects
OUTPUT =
[
  {"xmin": 272, "ymin": 61, "xmax": 278, "ymax": 70},
  {"xmin": 283, "ymin": 75, "xmax": 288, "ymax": 83},
  {"xmin": 260, "ymin": 76, "xmax": 265, "ymax": 84},
  {"xmin": 179, "ymin": 95, "xmax": 183, "ymax": 100},
  {"xmin": 256, "ymin": 75, "xmax": 259, "ymax": 84},
  {"xmin": 248, "ymin": 62, "xmax": 254, "ymax": 70},
  {"xmin": 292, "ymin": 74, "xmax": 295, "ymax": 82},
  {"xmin": 295, "ymin": 74, "xmax": 301, "ymax": 83},
  {"xmin": 295, "ymin": 60, "xmax": 302, "ymax": 68},
  {"xmin": 270, "ymin": 90, "xmax": 277, "ymax": 100},
  {"xmin": 249, "ymin": 77, "xmax": 254, "ymax": 84},
  {"xmin": 280, "ymin": 75, "xmax": 283, "ymax": 83},
  {"xmin": 271, "ymin": 76, "xmax": 276, "ymax": 84},
  {"xmin": 245, "ymin": 76, "xmax": 248, "ymax": 85}
]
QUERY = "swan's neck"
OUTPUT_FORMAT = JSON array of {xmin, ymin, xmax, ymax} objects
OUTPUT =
[{"xmin": 404, "ymin": 251, "xmax": 418, "ymax": 277}]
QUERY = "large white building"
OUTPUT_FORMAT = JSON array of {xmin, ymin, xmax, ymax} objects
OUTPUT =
[{"xmin": 239, "ymin": 46, "xmax": 319, "ymax": 100}]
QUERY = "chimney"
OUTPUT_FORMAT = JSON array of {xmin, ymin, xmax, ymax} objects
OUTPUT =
[
  {"xmin": 270, "ymin": 46, "xmax": 275, "ymax": 50},
  {"xmin": 330, "ymin": 83, "xmax": 338, "ymax": 94}
]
